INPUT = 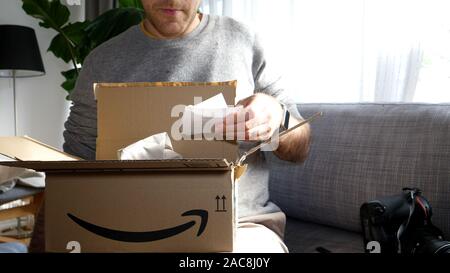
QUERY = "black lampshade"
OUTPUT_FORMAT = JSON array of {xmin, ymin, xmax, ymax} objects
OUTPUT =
[{"xmin": 0, "ymin": 25, "xmax": 45, "ymax": 78}]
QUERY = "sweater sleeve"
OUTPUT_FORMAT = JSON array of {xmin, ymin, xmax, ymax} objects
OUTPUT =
[{"xmin": 62, "ymin": 54, "xmax": 98, "ymax": 160}]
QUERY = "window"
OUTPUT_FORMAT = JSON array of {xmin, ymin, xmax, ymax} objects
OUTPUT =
[
  {"xmin": 414, "ymin": 3, "xmax": 450, "ymax": 103},
  {"xmin": 201, "ymin": 0, "xmax": 450, "ymax": 103}
]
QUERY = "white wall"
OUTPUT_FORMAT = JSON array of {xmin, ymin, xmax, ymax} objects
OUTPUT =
[{"xmin": 0, "ymin": 0, "xmax": 85, "ymax": 149}]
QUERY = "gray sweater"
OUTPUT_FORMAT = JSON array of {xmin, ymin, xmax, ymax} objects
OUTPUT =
[{"xmin": 63, "ymin": 14, "xmax": 301, "ymax": 219}]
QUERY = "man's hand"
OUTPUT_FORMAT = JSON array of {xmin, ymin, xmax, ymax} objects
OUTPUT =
[
  {"xmin": 215, "ymin": 93, "xmax": 311, "ymax": 163},
  {"xmin": 216, "ymin": 93, "xmax": 283, "ymax": 141}
]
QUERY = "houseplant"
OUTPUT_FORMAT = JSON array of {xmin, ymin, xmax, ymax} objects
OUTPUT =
[{"xmin": 21, "ymin": 0, "xmax": 145, "ymax": 99}]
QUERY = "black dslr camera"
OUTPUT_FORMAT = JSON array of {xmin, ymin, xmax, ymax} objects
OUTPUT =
[{"xmin": 360, "ymin": 188, "xmax": 450, "ymax": 254}]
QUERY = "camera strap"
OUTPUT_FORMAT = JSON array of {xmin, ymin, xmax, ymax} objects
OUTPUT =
[{"xmin": 396, "ymin": 189, "xmax": 417, "ymax": 253}]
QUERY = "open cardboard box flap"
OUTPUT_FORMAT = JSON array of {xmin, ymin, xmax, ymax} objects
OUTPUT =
[
  {"xmin": 93, "ymin": 81, "xmax": 239, "ymax": 161},
  {"xmin": 0, "ymin": 136, "xmax": 79, "ymax": 161},
  {"xmin": 0, "ymin": 136, "xmax": 239, "ymax": 173}
]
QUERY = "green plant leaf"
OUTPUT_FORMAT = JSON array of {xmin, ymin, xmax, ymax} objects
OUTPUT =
[
  {"xmin": 64, "ymin": 21, "xmax": 90, "ymax": 45},
  {"xmin": 75, "ymin": 35, "xmax": 94, "ymax": 65},
  {"xmin": 48, "ymin": 34, "xmax": 72, "ymax": 63},
  {"xmin": 61, "ymin": 68, "xmax": 78, "ymax": 97},
  {"xmin": 22, "ymin": 1, "xmax": 145, "ymax": 99},
  {"xmin": 85, "ymin": 7, "xmax": 145, "ymax": 49},
  {"xmin": 22, "ymin": 0, "xmax": 70, "ymax": 29},
  {"xmin": 118, "ymin": 0, "xmax": 144, "ymax": 9},
  {"xmin": 48, "ymin": 21, "xmax": 89, "ymax": 63}
]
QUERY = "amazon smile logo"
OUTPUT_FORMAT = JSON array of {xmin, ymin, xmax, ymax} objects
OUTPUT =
[{"xmin": 67, "ymin": 209, "xmax": 208, "ymax": 243}]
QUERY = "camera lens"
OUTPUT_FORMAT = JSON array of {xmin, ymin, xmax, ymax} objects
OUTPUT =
[
  {"xmin": 433, "ymin": 242, "xmax": 450, "ymax": 254},
  {"xmin": 416, "ymin": 236, "xmax": 450, "ymax": 254}
]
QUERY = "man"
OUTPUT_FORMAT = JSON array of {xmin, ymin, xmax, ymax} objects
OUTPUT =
[{"xmin": 63, "ymin": 0, "xmax": 311, "ymax": 252}]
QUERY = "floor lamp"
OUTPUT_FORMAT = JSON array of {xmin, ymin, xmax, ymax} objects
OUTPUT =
[{"xmin": 0, "ymin": 25, "xmax": 45, "ymax": 136}]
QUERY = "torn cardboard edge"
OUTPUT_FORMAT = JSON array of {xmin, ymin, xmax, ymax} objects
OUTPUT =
[
  {"xmin": 0, "ymin": 158, "xmax": 231, "ymax": 171},
  {"xmin": 0, "ymin": 158, "xmax": 247, "ymax": 180},
  {"xmin": 93, "ymin": 81, "xmax": 238, "ymax": 100}
]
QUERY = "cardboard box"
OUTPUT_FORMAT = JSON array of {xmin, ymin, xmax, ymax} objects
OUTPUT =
[
  {"xmin": 94, "ymin": 81, "xmax": 239, "ymax": 161},
  {"xmin": 0, "ymin": 81, "xmax": 245, "ymax": 253},
  {"xmin": 0, "ymin": 148, "xmax": 238, "ymax": 252}
]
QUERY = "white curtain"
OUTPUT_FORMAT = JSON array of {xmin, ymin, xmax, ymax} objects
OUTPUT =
[
  {"xmin": 200, "ymin": 0, "xmax": 449, "ymax": 103},
  {"xmin": 360, "ymin": 0, "xmax": 424, "ymax": 102}
]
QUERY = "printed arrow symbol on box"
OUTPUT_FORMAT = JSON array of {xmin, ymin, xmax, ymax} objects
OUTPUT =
[
  {"xmin": 215, "ymin": 195, "xmax": 220, "ymax": 211},
  {"xmin": 67, "ymin": 209, "xmax": 208, "ymax": 243},
  {"xmin": 222, "ymin": 195, "xmax": 226, "ymax": 211}
]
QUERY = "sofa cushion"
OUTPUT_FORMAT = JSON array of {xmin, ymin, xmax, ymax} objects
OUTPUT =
[
  {"xmin": 268, "ymin": 103, "xmax": 450, "ymax": 238},
  {"xmin": 285, "ymin": 217, "xmax": 363, "ymax": 253}
]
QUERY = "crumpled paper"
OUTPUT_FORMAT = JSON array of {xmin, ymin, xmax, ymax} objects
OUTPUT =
[
  {"xmin": 182, "ymin": 93, "xmax": 234, "ymax": 139},
  {"xmin": 118, "ymin": 132, "xmax": 182, "ymax": 160}
]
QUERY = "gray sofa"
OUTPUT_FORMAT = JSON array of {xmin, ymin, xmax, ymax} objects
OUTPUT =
[{"xmin": 267, "ymin": 103, "xmax": 450, "ymax": 253}]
